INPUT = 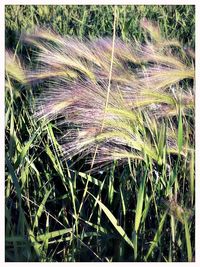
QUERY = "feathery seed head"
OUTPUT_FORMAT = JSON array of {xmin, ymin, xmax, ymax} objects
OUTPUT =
[{"xmin": 24, "ymin": 19, "xmax": 194, "ymax": 170}]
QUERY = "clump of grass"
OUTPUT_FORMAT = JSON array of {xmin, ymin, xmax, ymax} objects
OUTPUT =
[
  {"xmin": 24, "ymin": 19, "xmax": 194, "ymax": 170},
  {"xmin": 5, "ymin": 6, "xmax": 195, "ymax": 262}
]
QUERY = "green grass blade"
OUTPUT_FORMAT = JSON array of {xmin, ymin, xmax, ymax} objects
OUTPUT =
[
  {"xmin": 184, "ymin": 214, "xmax": 192, "ymax": 262},
  {"xmin": 135, "ymin": 171, "xmax": 147, "ymax": 233},
  {"xmin": 76, "ymin": 171, "xmax": 103, "ymax": 187},
  {"xmin": 119, "ymin": 185, "xmax": 126, "ymax": 216},
  {"xmin": 178, "ymin": 108, "xmax": 183, "ymax": 154},
  {"xmin": 5, "ymin": 155, "xmax": 22, "ymax": 204},
  {"xmin": 189, "ymin": 150, "xmax": 195, "ymax": 205},
  {"xmin": 27, "ymin": 228, "xmax": 43, "ymax": 259},
  {"xmin": 134, "ymin": 171, "xmax": 147, "ymax": 260},
  {"xmin": 89, "ymin": 192, "xmax": 134, "ymax": 251},
  {"xmin": 36, "ymin": 228, "xmax": 73, "ymax": 242},
  {"xmin": 145, "ymin": 211, "xmax": 167, "ymax": 261},
  {"xmin": 33, "ymin": 188, "xmax": 52, "ymax": 230},
  {"xmin": 14, "ymin": 132, "xmax": 37, "ymax": 169}
]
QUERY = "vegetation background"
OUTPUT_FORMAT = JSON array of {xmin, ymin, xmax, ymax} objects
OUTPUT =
[{"xmin": 5, "ymin": 5, "xmax": 195, "ymax": 262}]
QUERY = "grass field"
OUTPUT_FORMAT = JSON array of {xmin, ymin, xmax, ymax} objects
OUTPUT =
[{"xmin": 5, "ymin": 5, "xmax": 195, "ymax": 262}]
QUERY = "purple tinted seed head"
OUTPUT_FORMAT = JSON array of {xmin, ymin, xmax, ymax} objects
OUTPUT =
[{"xmin": 23, "ymin": 19, "xmax": 194, "ymax": 170}]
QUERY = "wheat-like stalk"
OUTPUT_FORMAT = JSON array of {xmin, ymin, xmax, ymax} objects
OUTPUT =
[{"xmin": 22, "ymin": 19, "xmax": 194, "ymax": 169}]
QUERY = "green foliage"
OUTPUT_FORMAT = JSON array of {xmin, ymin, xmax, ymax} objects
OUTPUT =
[
  {"xmin": 5, "ymin": 5, "xmax": 195, "ymax": 262},
  {"xmin": 5, "ymin": 5, "xmax": 195, "ymax": 47}
]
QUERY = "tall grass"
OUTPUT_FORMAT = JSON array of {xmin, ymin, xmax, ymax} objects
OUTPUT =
[
  {"xmin": 5, "ymin": 5, "xmax": 195, "ymax": 262},
  {"xmin": 23, "ymin": 19, "xmax": 194, "ymax": 169}
]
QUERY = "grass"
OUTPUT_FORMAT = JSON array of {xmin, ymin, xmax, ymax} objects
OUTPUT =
[{"xmin": 5, "ymin": 5, "xmax": 195, "ymax": 262}]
